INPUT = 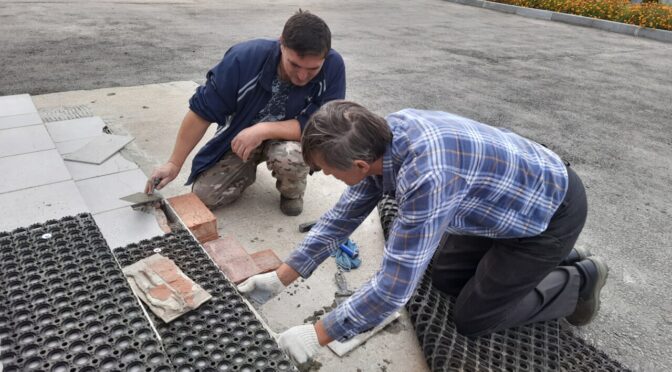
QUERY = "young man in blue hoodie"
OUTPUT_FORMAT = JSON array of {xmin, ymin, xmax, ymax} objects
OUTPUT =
[{"xmin": 146, "ymin": 11, "xmax": 346, "ymax": 216}]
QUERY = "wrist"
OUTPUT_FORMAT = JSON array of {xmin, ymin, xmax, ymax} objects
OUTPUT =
[
  {"xmin": 276, "ymin": 263, "xmax": 300, "ymax": 286},
  {"xmin": 314, "ymin": 320, "xmax": 333, "ymax": 346},
  {"xmin": 167, "ymin": 159, "xmax": 183, "ymax": 170},
  {"xmin": 253, "ymin": 122, "xmax": 271, "ymax": 141}
]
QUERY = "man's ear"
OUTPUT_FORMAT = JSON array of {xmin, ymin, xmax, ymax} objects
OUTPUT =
[{"xmin": 353, "ymin": 160, "xmax": 371, "ymax": 174}]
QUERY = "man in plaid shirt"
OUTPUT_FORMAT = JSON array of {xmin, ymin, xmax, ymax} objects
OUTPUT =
[{"xmin": 239, "ymin": 100, "xmax": 609, "ymax": 364}]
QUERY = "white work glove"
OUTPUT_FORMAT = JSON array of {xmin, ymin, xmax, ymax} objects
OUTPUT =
[
  {"xmin": 277, "ymin": 324, "xmax": 321, "ymax": 364},
  {"xmin": 237, "ymin": 271, "xmax": 285, "ymax": 305}
]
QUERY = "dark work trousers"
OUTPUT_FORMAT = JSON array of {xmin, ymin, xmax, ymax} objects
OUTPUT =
[{"xmin": 431, "ymin": 166, "xmax": 588, "ymax": 337}]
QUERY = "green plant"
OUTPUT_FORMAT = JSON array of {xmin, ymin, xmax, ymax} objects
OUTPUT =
[{"xmin": 492, "ymin": 0, "xmax": 672, "ymax": 31}]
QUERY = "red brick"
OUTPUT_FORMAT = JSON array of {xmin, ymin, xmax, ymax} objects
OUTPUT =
[
  {"xmin": 250, "ymin": 249, "xmax": 283, "ymax": 274},
  {"xmin": 203, "ymin": 236, "xmax": 260, "ymax": 284},
  {"xmin": 167, "ymin": 193, "xmax": 218, "ymax": 243}
]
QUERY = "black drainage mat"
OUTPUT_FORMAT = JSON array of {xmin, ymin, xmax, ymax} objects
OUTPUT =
[
  {"xmin": 377, "ymin": 196, "xmax": 630, "ymax": 372},
  {"xmin": 0, "ymin": 214, "xmax": 172, "ymax": 372},
  {"xmin": 113, "ymin": 229, "xmax": 297, "ymax": 372}
]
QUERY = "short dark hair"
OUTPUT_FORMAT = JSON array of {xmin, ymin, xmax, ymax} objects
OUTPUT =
[
  {"xmin": 302, "ymin": 100, "xmax": 392, "ymax": 170},
  {"xmin": 281, "ymin": 10, "xmax": 331, "ymax": 57}
]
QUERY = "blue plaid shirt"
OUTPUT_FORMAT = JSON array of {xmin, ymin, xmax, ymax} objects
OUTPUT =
[{"xmin": 285, "ymin": 109, "xmax": 568, "ymax": 341}]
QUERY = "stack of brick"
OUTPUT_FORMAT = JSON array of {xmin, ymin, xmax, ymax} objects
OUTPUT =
[
  {"xmin": 204, "ymin": 236, "xmax": 283, "ymax": 284},
  {"xmin": 166, "ymin": 192, "xmax": 282, "ymax": 284}
]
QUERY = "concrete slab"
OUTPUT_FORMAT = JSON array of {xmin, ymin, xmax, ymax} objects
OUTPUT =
[
  {"xmin": 0, "ymin": 149, "xmax": 71, "ymax": 194},
  {"xmin": 0, "ymin": 94, "xmax": 37, "ymax": 117},
  {"xmin": 75, "ymin": 168, "xmax": 148, "ymax": 214},
  {"xmin": 122, "ymin": 253, "xmax": 212, "ymax": 323},
  {"xmin": 31, "ymin": 82, "xmax": 212, "ymax": 199},
  {"xmin": 0, "ymin": 124, "xmax": 54, "ymax": 158},
  {"xmin": 45, "ymin": 117, "xmax": 105, "ymax": 143},
  {"xmin": 0, "ymin": 180, "xmax": 88, "ymax": 232},
  {"xmin": 65, "ymin": 152, "xmax": 138, "ymax": 181},
  {"xmin": 93, "ymin": 207, "xmax": 166, "ymax": 249},
  {"xmin": 54, "ymin": 137, "xmax": 95, "ymax": 155},
  {"xmin": 62, "ymin": 133, "xmax": 134, "ymax": 164},
  {"xmin": 0, "ymin": 112, "xmax": 43, "ymax": 130}
]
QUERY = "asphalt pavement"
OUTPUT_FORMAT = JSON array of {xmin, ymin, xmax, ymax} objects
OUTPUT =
[{"xmin": 2, "ymin": 0, "xmax": 672, "ymax": 370}]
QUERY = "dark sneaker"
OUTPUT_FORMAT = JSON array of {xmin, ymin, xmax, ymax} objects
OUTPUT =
[
  {"xmin": 560, "ymin": 246, "xmax": 591, "ymax": 266},
  {"xmin": 566, "ymin": 256, "xmax": 609, "ymax": 326},
  {"xmin": 280, "ymin": 196, "xmax": 303, "ymax": 216}
]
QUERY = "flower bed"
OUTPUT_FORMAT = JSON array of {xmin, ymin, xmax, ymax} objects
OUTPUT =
[{"xmin": 492, "ymin": 0, "xmax": 672, "ymax": 30}]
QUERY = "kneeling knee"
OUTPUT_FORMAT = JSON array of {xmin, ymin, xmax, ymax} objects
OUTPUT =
[{"xmin": 192, "ymin": 183, "xmax": 239, "ymax": 210}]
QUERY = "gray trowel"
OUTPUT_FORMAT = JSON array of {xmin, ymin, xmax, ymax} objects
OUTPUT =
[{"xmin": 120, "ymin": 178, "xmax": 163, "ymax": 212}]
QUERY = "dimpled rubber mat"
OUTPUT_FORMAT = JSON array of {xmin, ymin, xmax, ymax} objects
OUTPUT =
[
  {"xmin": 0, "ymin": 213, "xmax": 172, "ymax": 372},
  {"xmin": 113, "ymin": 229, "xmax": 298, "ymax": 372},
  {"xmin": 377, "ymin": 196, "xmax": 630, "ymax": 372}
]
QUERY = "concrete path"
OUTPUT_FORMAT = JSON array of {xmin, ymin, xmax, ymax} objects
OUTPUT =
[{"xmin": 3, "ymin": 0, "xmax": 672, "ymax": 370}]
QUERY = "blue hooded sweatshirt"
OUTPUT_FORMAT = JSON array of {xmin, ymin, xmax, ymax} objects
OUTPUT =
[{"xmin": 186, "ymin": 38, "xmax": 346, "ymax": 184}]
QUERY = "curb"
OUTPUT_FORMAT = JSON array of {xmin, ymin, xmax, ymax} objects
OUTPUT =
[{"xmin": 444, "ymin": 0, "xmax": 672, "ymax": 44}]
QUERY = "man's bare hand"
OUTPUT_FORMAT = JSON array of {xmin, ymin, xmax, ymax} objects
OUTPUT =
[
  {"xmin": 145, "ymin": 162, "xmax": 180, "ymax": 194},
  {"xmin": 231, "ymin": 125, "xmax": 266, "ymax": 161}
]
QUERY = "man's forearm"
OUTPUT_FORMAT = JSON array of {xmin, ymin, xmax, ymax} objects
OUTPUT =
[
  {"xmin": 169, "ymin": 110, "xmax": 210, "ymax": 168},
  {"xmin": 276, "ymin": 263, "xmax": 301, "ymax": 286},
  {"xmin": 255, "ymin": 119, "xmax": 301, "ymax": 142}
]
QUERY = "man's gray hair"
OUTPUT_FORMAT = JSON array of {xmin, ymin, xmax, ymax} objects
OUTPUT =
[{"xmin": 302, "ymin": 100, "xmax": 392, "ymax": 170}]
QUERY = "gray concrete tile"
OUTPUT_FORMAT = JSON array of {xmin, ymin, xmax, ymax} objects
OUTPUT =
[
  {"xmin": 65, "ymin": 153, "xmax": 138, "ymax": 181},
  {"xmin": 0, "ymin": 112, "xmax": 43, "ymax": 130},
  {"xmin": 63, "ymin": 133, "xmax": 134, "ymax": 164},
  {"xmin": 45, "ymin": 117, "xmax": 105, "ymax": 143},
  {"xmin": 0, "ymin": 150, "xmax": 71, "ymax": 194},
  {"xmin": 0, "ymin": 94, "xmax": 37, "ymax": 117},
  {"xmin": 94, "ymin": 207, "xmax": 166, "ymax": 249},
  {"xmin": 55, "ymin": 137, "xmax": 96, "ymax": 155},
  {"xmin": 0, "ymin": 180, "xmax": 89, "ymax": 232},
  {"xmin": 75, "ymin": 168, "xmax": 148, "ymax": 214},
  {"xmin": 0, "ymin": 125, "xmax": 55, "ymax": 158}
]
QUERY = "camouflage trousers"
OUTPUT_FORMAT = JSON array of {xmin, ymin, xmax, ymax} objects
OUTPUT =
[{"xmin": 192, "ymin": 140, "xmax": 309, "ymax": 209}]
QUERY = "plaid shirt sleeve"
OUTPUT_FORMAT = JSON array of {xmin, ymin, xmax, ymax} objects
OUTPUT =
[
  {"xmin": 322, "ymin": 170, "xmax": 467, "ymax": 341},
  {"xmin": 284, "ymin": 177, "xmax": 383, "ymax": 277}
]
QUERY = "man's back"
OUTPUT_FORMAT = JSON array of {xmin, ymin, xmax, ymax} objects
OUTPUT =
[{"xmin": 385, "ymin": 109, "xmax": 569, "ymax": 237}]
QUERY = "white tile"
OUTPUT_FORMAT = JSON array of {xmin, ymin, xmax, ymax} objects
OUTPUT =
[
  {"xmin": 0, "ymin": 150, "xmax": 71, "ymax": 194},
  {"xmin": 0, "ymin": 125, "xmax": 55, "ymax": 158},
  {"xmin": 63, "ymin": 134, "xmax": 134, "ymax": 164},
  {"xmin": 0, "ymin": 112, "xmax": 43, "ymax": 130},
  {"xmin": 0, "ymin": 94, "xmax": 37, "ymax": 117},
  {"xmin": 45, "ymin": 117, "xmax": 106, "ymax": 143},
  {"xmin": 55, "ymin": 137, "xmax": 96, "ymax": 155},
  {"xmin": 0, "ymin": 180, "xmax": 89, "ymax": 232},
  {"xmin": 75, "ymin": 168, "xmax": 148, "ymax": 214},
  {"xmin": 93, "ymin": 207, "xmax": 165, "ymax": 249},
  {"xmin": 65, "ymin": 153, "xmax": 138, "ymax": 181}
]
